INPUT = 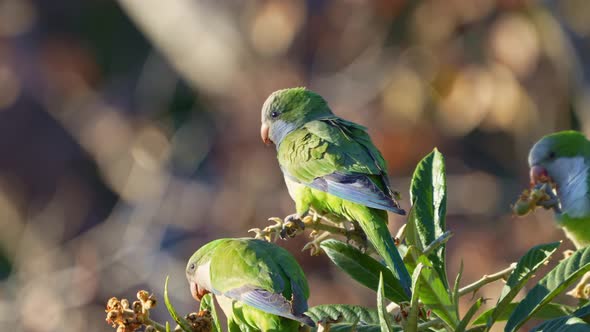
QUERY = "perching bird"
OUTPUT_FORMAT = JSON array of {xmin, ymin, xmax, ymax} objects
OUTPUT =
[
  {"xmin": 528, "ymin": 130, "xmax": 590, "ymax": 248},
  {"xmin": 186, "ymin": 238, "xmax": 314, "ymax": 332},
  {"xmin": 260, "ymin": 87, "xmax": 411, "ymax": 294}
]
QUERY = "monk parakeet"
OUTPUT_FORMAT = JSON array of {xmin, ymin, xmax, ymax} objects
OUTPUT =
[
  {"xmin": 528, "ymin": 130, "xmax": 590, "ymax": 248},
  {"xmin": 260, "ymin": 87, "xmax": 411, "ymax": 294},
  {"xmin": 186, "ymin": 238, "xmax": 314, "ymax": 332}
]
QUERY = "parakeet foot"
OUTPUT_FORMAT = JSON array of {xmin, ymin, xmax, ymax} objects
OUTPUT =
[
  {"xmin": 346, "ymin": 220, "xmax": 369, "ymax": 251},
  {"xmin": 249, "ymin": 217, "xmax": 285, "ymax": 242},
  {"xmin": 345, "ymin": 230, "xmax": 368, "ymax": 251},
  {"xmin": 281, "ymin": 214, "xmax": 306, "ymax": 239},
  {"xmin": 303, "ymin": 231, "xmax": 332, "ymax": 256},
  {"xmin": 249, "ymin": 215, "xmax": 307, "ymax": 242}
]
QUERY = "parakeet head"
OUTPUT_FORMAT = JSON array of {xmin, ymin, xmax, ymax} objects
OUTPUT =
[
  {"xmin": 186, "ymin": 239, "xmax": 226, "ymax": 301},
  {"xmin": 528, "ymin": 131, "xmax": 590, "ymax": 186},
  {"xmin": 260, "ymin": 87, "xmax": 333, "ymax": 145}
]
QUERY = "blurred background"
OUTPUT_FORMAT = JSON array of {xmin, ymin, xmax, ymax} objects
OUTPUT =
[{"xmin": 0, "ymin": 0, "xmax": 589, "ymax": 331}]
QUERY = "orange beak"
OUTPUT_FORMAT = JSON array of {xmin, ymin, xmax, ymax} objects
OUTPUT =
[
  {"xmin": 261, "ymin": 123, "xmax": 271, "ymax": 145},
  {"xmin": 189, "ymin": 281, "xmax": 209, "ymax": 301},
  {"xmin": 530, "ymin": 165, "xmax": 549, "ymax": 185}
]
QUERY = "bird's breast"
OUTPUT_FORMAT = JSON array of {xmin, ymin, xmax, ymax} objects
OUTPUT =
[{"xmin": 284, "ymin": 175, "xmax": 305, "ymax": 201}]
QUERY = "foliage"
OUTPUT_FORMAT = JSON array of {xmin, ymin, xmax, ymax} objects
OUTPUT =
[{"xmin": 107, "ymin": 149, "xmax": 590, "ymax": 332}]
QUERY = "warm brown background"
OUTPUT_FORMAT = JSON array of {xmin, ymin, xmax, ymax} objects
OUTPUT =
[{"xmin": 0, "ymin": 0, "xmax": 589, "ymax": 331}]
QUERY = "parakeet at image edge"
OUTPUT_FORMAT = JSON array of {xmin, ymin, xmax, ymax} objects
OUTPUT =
[
  {"xmin": 186, "ymin": 238, "xmax": 314, "ymax": 332},
  {"xmin": 260, "ymin": 87, "xmax": 412, "ymax": 294},
  {"xmin": 528, "ymin": 130, "xmax": 590, "ymax": 249}
]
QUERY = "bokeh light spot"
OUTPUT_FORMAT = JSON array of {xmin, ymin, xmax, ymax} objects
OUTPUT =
[{"xmin": 249, "ymin": 1, "xmax": 305, "ymax": 56}]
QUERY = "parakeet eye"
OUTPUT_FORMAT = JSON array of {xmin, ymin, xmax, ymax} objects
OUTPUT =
[
  {"xmin": 189, "ymin": 263, "xmax": 195, "ymax": 270},
  {"xmin": 548, "ymin": 151, "xmax": 556, "ymax": 159},
  {"xmin": 270, "ymin": 111, "xmax": 279, "ymax": 118}
]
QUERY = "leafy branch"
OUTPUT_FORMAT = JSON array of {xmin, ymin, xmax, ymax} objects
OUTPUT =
[
  {"xmin": 249, "ymin": 211, "xmax": 368, "ymax": 255},
  {"xmin": 104, "ymin": 148, "xmax": 590, "ymax": 332},
  {"xmin": 458, "ymin": 264, "xmax": 516, "ymax": 297}
]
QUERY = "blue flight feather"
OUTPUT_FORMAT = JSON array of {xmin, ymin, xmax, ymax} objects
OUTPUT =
[
  {"xmin": 224, "ymin": 286, "xmax": 315, "ymax": 326},
  {"xmin": 286, "ymin": 171, "xmax": 405, "ymax": 215}
]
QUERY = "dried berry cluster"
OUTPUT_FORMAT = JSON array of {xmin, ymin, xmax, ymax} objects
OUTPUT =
[
  {"xmin": 186, "ymin": 311, "xmax": 213, "ymax": 332},
  {"xmin": 105, "ymin": 290, "xmax": 215, "ymax": 332},
  {"xmin": 105, "ymin": 291, "xmax": 157, "ymax": 332},
  {"xmin": 512, "ymin": 181, "xmax": 559, "ymax": 216},
  {"xmin": 390, "ymin": 303, "xmax": 431, "ymax": 325}
]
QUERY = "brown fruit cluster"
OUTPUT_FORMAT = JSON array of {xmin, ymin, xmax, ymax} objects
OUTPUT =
[
  {"xmin": 186, "ymin": 310, "xmax": 213, "ymax": 332},
  {"xmin": 512, "ymin": 181, "xmax": 558, "ymax": 217},
  {"xmin": 105, "ymin": 291, "xmax": 158, "ymax": 332}
]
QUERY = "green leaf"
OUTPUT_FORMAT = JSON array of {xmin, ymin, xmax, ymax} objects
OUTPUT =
[
  {"xmin": 306, "ymin": 304, "xmax": 379, "ymax": 325},
  {"xmin": 324, "ymin": 325, "xmax": 380, "ymax": 332},
  {"xmin": 531, "ymin": 316, "xmax": 590, "ymax": 332},
  {"xmin": 473, "ymin": 302, "xmax": 573, "ymax": 325},
  {"xmin": 306, "ymin": 304, "xmax": 405, "ymax": 332},
  {"xmin": 166, "ymin": 321, "xmax": 170, "ymax": 332},
  {"xmin": 378, "ymin": 273, "xmax": 393, "ymax": 332},
  {"xmin": 407, "ymin": 148, "xmax": 448, "ymax": 289},
  {"xmin": 456, "ymin": 298, "xmax": 483, "ymax": 332},
  {"xmin": 405, "ymin": 246, "xmax": 458, "ymax": 328},
  {"xmin": 531, "ymin": 304, "xmax": 590, "ymax": 331},
  {"xmin": 164, "ymin": 276, "xmax": 192, "ymax": 332},
  {"xmin": 406, "ymin": 264, "xmax": 424, "ymax": 332},
  {"xmin": 573, "ymin": 304, "xmax": 590, "ymax": 322},
  {"xmin": 321, "ymin": 239, "xmax": 410, "ymax": 302},
  {"xmin": 486, "ymin": 242, "xmax": 560, "ymax": 328},
  {"xmin": 199, "ymin": 293, "xmax": 221, "ymax": 332},
  {"xmin": 505, "ymin": 246, "xmax": 590, "ymax": 332},
  {"xmin": 324, "ymin": 324, "xmax": 402, "ymax": 332}
]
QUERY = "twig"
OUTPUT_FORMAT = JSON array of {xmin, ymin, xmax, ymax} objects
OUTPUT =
[
  {"xmin": 458, "ymin": 264, "xmax": 516, "ymax": 297},
  {"xmin": 304, "ymin": 219, "xmax": 349, "ymax": 236},
  {"xmin": 423, "ymin": 231, "xmax": 453, "ymax": 256},
  {"xmin": 250, "ymin": 213, "xmax": 366, "ymax": 247},
  {"xmin": 417, "ymin": 318, "xmax": 444, "ymax": 330}
]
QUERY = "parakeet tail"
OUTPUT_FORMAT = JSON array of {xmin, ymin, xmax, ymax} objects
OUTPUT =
[
  {"xmin": 356, "ymin": 209, "xmax": 412, "ymax": 296},
  {"xmin": 297, "ymin": 314, "xmax": 315, "ymax": 327}
]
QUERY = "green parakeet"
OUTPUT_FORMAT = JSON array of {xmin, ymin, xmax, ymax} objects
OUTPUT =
[
  {"xmin": 186, "ymin": 238, "xmax": 314, "ymax": 332},
  {"xmin": 528, "ymin": 130, "xmax": 590, "ymax": 248},
  {"xmin": 260, "ymin": 87, "xmax": 411, "ymax": 295}
]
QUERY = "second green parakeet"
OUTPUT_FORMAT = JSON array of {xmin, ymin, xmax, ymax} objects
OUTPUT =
[
  {"xmin": 260, "ymin": 87, "xmax": 411, "ymax": 296},
  {"xmin": 186, "ymin": 238, "xmax": 314, "ymax": 332},
  {"xmin": 528, "ymin": 130, "xmax": 590, "ymax": 248}
]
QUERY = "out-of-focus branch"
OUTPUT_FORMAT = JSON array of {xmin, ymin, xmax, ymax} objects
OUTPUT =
[{"xmin": 117, "ymin": 0, "xmax": 247, "ymax": 94}]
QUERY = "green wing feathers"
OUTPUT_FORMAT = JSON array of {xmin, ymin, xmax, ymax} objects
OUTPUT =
[
  {"xmin": 278, "ymin": 119, "xmax": 386, "ymax": 182},
  {"xmin": 208, "ymin": 239, "xmax": 312, "ymax": 324},
  {"xmin": 278, "ymin": 118, "xmax": 404, "ymax": 213}
]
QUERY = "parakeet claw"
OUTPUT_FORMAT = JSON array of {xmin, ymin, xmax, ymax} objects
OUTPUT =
[
  {"xmin": 279, "ymin": 213, "xmax": 306, "ymax": 239},
  {"xmin": 248, "ymin": 227, "xmax": 265, "ymax": 239},
  {"xmin": 280, "ymin": 215, "xmax": 306, "ymax": 239},
  {"xmin": 303, "ymin": 231, "xmax": 331, "ymax": 255},
  {"xmin": 249, "ymin": 216, "xmax": 308, "ymax": 242},
  {"xmin": 248, "ymin": 217, "xmax": 284, "ymax": 242},
  {"xmin": 344, "ymin": 221, "xmax": 369, "ymax": 250}
]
